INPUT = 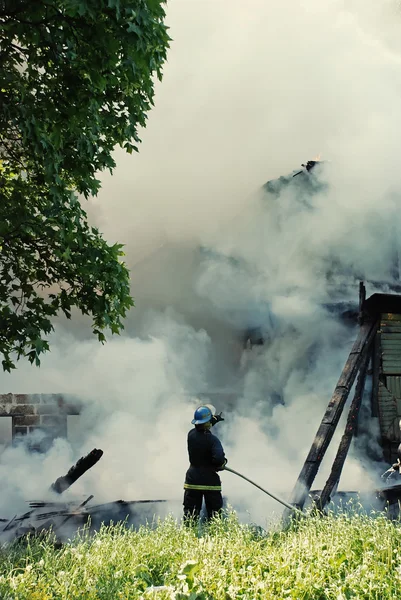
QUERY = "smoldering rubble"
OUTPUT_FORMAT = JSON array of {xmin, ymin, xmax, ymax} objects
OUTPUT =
[{"xmin": 0, "ymin": 448, "xmax": 168, "ymax": 546}]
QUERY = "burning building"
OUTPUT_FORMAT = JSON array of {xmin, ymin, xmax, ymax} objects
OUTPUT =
[{"xmin": 2, "ymin": 159, "xmax": 401, "ymax": 532}]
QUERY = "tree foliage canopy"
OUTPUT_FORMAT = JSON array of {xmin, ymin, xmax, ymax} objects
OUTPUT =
[{"xmin": 0, "ymin": 0, "xmax": 170, "ymax": 370}]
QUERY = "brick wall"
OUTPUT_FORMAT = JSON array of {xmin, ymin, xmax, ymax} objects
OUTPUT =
[{"xmin": 0, "ymin": 394, "xmax": 82, "ymax": 441}]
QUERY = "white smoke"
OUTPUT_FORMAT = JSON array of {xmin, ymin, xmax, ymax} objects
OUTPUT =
[{"xmin": 0, "ymin": 0, "xmax": 401, "ymax": 523}]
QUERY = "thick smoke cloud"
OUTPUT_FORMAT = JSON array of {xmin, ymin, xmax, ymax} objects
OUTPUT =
[{"xmin": 0, "ymin": 0, "xmax": 401, "ymax": 523}]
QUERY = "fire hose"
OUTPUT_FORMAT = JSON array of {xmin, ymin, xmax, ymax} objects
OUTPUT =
[{"xmin": 224, "ymin": 466, "xmax": 304, "ymax": 517}]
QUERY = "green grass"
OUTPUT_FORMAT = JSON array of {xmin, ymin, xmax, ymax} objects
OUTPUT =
[{"xmin": 0, "ymin": 507, "xmax": 400, "ymax": 599}]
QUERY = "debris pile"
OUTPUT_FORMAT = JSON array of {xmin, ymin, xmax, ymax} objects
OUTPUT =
[{"xmin": 0, "ymin": 449, "xmax": 167, "ymax": 545}]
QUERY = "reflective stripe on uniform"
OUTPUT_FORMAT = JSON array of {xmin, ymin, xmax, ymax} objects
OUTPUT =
[{"xmin": 184, "ymin": 483, "xmax": 222, "ymax": 491}]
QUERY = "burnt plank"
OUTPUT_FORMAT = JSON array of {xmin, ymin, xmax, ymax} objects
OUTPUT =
[{"xmin": 51, "ymin": 449, "xmax": 103, "ymax": 494}]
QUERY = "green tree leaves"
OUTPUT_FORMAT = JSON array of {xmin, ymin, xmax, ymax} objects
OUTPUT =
[{"xmin": 0, "ymin": 0, "xmax": 170, "ymax": 369}]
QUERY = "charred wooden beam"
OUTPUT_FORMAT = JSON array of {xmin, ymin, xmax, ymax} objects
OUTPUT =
[
  {"xmin": 87, "ymin": 499, "xmax": 168, "ymax": 513},
  {"xmin": 15, "ymin": 511, "xmax": 34, "ymax": 522},
  {"xmin": 55, "ymin": 495, "xmax": 94, "ymax": 531},
  {"xmin": 50, "ymin": 448, "xmax": 103, "ymax": 494},
  {"xmin": 285, "ymin": 319, "xmax": 379, "ymax": 515},
  {"xmin": 371, "ymin": 331, "xmax": 381, "ymax": 418},
  {"xmin": 318, "ymin": 351, "xmax": 370, "ymax": 509},
  {"xmin": 3, "ymin": 515, "xmax": 17, "ymax": 531},
  {"xmin": 358, "ymin": 281, "xmax": 366, "ymax": 323},
  {"xmin": 36, "ymin": 512, "xmax": 75, "ymax": 521},
  {"xmin": 29, "ymin": 501, "xmax": 77, "ymax": 508}
]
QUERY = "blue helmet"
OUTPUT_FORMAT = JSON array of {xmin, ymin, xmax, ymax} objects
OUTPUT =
[{"xmin": 191, "ymin": 405, "xmax": 213, "ymax": 425}]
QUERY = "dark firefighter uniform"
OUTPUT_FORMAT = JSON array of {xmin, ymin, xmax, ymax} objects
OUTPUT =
[{"xmin": 183, "ymin": 426, "xmax": 227, "ymax": 519}]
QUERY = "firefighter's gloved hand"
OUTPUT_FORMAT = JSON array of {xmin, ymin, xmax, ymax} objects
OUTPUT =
[
  {"xmin": 211, "ymin": 412, "xmax": 224, "ymax": 426},
  {"xmin": 392, "ymin": 462, "xmax": 401, "ymax": 472},
  {"xmin": 216, "ymin": 459, "xmax": 227, "ymax": 471}
]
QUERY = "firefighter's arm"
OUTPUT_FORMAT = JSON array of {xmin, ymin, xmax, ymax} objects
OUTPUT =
[
  {"xmin": 211, "ymin": 436, "xmax": 227, "ymax": 471},
  {"xmin": 216, "ymin": 458, "xmax": 227, "ymax": 471},
  {"xmin": 392, "ymin": 460, "xmax": 401, "ymax": 472},
  {"xmin": 211, "ymin": 412, "xmax": 224, "ymax": 426}
]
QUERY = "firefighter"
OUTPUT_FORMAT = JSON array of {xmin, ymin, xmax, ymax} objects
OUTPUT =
[
  {"xmin": 381, "ymin": 420, "xmax": 401, "ymax": 481},
  {"xmin": 183, "ymin": 405, "xmax": 227, "ymax": 521}
]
